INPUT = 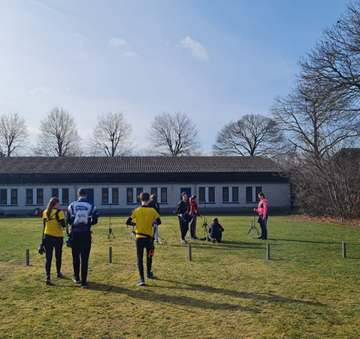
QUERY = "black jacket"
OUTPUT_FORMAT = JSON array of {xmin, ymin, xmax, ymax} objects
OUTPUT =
[
  {"xmin": 209, "ymin": 222, "xmax": 224, "ymax": 238},
  {"xmin": 176, "ymin": 200, "xmax": 189, "ymax": 215},
  {"xmin": 148, "ymin": 200, "xmax": 160, "ymax": 214}
]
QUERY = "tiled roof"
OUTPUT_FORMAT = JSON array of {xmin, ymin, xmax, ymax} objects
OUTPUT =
[{"xmin": 0, "ymin": 156, "xmax": 281, "ymax": 174}]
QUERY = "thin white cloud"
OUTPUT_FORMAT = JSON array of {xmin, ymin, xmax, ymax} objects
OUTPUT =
[
  {"xmin": 109, "ymin": 38, "xmax": 128, "ymax": 48},
  {"xmin": 124, "ymin": 51, "xmax": 140, "ymax": 59},
  {"xmin": 74, "ymin": 32, "xmax": 87, "ymax": 40},
  {"xmin": 179, "ymin": 36, "xmax": 209, "ymax": 60},
  {"xmin": 30, "ymin": 87, "xmax": 53, "ymax": 96},
  {"xmin": 29, "ymin": 0, "xmax": 79, "ymax": 23}
]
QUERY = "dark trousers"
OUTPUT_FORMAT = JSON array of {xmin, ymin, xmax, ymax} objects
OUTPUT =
[
  {"xmin": 71, "ymin": 231, "xmax": 92, "ymax": 284},
  {"xmin": 43, "ymin": 234, "xmax": 63, "ymax": 277},
  {"xmin": 178, "ymin": 217, "xmax": 189, "ymax": 240},
  {"xmin": 190, "ymin": 215, "xmax": 197, "ymax": 238},
  {"xmin": 258, "ymin": 216, "xmax": 268, "ymax": 239},
  {"xmin": 214, "ymin": 234, "xmax": 222, "ymax": 243},
  {"xmin": 135, "ymin": 237, "xmax": 152, "ymax": 279}
]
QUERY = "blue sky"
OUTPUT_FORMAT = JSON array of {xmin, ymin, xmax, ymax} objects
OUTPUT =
[{"xmin": 0, "ymin": 0, "xmax": 350, "ymax": 154}]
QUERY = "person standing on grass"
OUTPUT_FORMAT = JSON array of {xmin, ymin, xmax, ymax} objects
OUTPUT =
[
  {"xmin": 189, "ymin": 195, "xmax": 201, "ymax": 240},
  {"xmin": 176, "ymin": 192, "xmax": 190, "ymax": 244},
  {"xmin": 42, "ymin": 197, "xmax": 66, "ymax": 285},
  {"xmin": 67, "ymin": 188, "xmax": 99, "ymax": 289},
  {"xmin": 148, "ymin": 194, "xmax": 161, "ymax": 244},
  {"xmin": 254, "ymin": 192, "xmax": 268, "ymax": 240},
  {"xmin": 126, "ymin": 192, "xmax": 161, "ymax": 286}
]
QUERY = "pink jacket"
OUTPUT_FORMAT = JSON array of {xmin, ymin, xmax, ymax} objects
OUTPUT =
[{"xmin": 255, "ymin": 199, "xmax": 268, "ymax": 218}]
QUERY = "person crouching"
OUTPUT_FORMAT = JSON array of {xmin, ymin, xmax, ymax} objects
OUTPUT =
[{"xmin": 208, "ymin": 218, "xmax": 224, "ymax": 243}]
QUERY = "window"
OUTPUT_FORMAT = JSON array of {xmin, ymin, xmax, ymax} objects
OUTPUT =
[
  {"xmin": 26, "ymin": 189, "xmax": 33, "ymax": 205},
  {"xmin": 51, "ymin": 188, "xmax": 69, "ymax": 204},
  {"xmin": 161, "ymin": 188, "xmax": 167, "ymax": 203},
  {"xmin": 246, "ymin": 186, "xmax": 262, "ymax": 203},
  {"xmin": 232, "ymin": 187, "xmax": 239, "ymax": 202},
  {"xmin": 102, "ymin": 188, "xmax": 109, "ymax": 204},
  {"xmin": 127, "ymin": 187, "xmax": 143, "ymax": 204},
  {"xmin": 223, "ymin": 187, "xmax": 229, "ymax": 202},
  {"xmin": 112, "ymin": 188, "xmax": 119, "ymax": 204},
  {"xmin": 223, "ymin": 187, "xmax": 239, "ymax": 203},
  {"xmin": 127, "ymin": 188, "xmax": 133, "ymax": 203},
  {"xmin": 11, "ymin": 189, "xmax": 18, "ymax": 205},
  {"xmin": 199, "ymin": 187, "xmax": 215, "ymax": 203},
  {"xmin": 0, "ymin": 189, "xmax": 6, "ymax": 205},
  {"xmin": 26, "ymin": 188, "xmax": 43, "ymax": 205},
  {"xmin": 150, "ymin": 187, "xmax": 168, "ymax": 203},
  {"xmin": 199, "ymin": 187, "xmax": 205, "ymax": 202},
  {"xmin": 0, "ymin": 189, "xmax": 18, "ymax": 205},
  {"xmin": 102, "ymin": 187, "xmax": 119, "ymax": 204}
]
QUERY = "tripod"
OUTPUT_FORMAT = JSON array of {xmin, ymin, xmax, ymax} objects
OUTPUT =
[
  {"xmin": 104, "ymin": 205, "xmax": 115, "ymax": 240},
  {"xmin": 153, "ymin": 222, "xmax": 165, "ymax": 244},
  {"xmin": 247, "ymin": 214, "xmax": 261, "ymax": 237}
]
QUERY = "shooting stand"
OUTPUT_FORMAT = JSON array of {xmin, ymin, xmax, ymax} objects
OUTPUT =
[
  {"xmin": 247, "ymin": 216, "xmax": 261, "ymax": 237},
  {"xmin": 104, "ymin": 205, "xmax": 115, "ymax": 240}
]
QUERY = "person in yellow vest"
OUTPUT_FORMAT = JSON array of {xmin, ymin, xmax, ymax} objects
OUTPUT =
[
  {"xmin": 126, "ymin": 192, "xmax": 161, "ymax": 286},
  {"xmin": 42, "ymin": 197, "xmax": 66, "ymax": 285}
]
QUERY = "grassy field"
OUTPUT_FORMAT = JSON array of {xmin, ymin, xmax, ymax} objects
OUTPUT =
[{"xmin": 0, "ymin": 214, "xmax": 360, "ymax": 339}]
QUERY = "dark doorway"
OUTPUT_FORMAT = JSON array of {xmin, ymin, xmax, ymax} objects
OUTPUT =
[
  {"xmin": 180, "ymin": 187, "xmax": 191, "ymax": 202},
  {"xmin": 85, "ymin": 188, "xmax": 94, "ymax": 204}
]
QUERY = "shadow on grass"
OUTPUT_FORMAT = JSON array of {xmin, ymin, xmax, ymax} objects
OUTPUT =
[
  {"xmin": 86, "ymin": 279, "xmax": 324, "ymax": 311},
  {"xmin": 157, "ymin": 279, "xmax": 324, "ymax": 307},
  {"xmin": 172, "ymin": 240, "xmax": 264, "ymax": 250},
  {"xmin": 273, "ymin": 238, "xmax": 341, "ymax": 245},
  {"xmin": 87, "ymin": 282, "xmax": 257, "ymax": 312}
]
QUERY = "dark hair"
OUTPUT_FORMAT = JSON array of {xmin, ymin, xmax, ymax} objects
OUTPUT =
[
  {"xmin": 181, "ymin": 192, "xmax": 187, "ymax": 197},
  {"xmin": 140, "ymin": 192, "xmax": 150, "ymax": 202},
  {"xmin": 150, "ymin": 194, "xmax": 157, "ymax": 201},
  {"xmin": 258, "ymin": 192, "xmax": 265, "ymax": 198},
  {"xmin": 78, "ymin": 188, "xmax": 87, "ymax": 196},
  {"xmin": 46, "ymin": 197, "xmax": 60, "ymax": 220}
]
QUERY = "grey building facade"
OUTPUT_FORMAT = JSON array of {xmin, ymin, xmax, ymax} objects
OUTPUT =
[{"xmin": 0, "ymin": 156, "xmax": 290, "ymax": 215}]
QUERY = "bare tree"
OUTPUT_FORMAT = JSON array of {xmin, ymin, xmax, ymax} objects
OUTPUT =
[
  {"xmin": 212, "ymin": 114, "xmax": 286, "ymax": 157},
  {"xmin": 299, "ymin": 2, "xmax": 360, "ymax": 103},
  {"xmin": 0, "ymin": 112, "xmax": 29, "ymax": 156},
  {"xmin": 36, "ymin": 107, "xmax": 81, "ymax": 156},
  {"xmin": 271, "ymin": 81, "xmax": 360, "ymax": 162},
  {"xmin": 149, "ymin": 111, "xmax": 202, "ymax": 156},
  {"xmin": 89, "ymin": 111, "xmax": 135, "ymax": 156}
]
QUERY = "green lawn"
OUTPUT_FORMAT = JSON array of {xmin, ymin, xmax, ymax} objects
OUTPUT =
[{"xmin": 0, "ymin": 214, "xmax": 359, "ymax": 339}]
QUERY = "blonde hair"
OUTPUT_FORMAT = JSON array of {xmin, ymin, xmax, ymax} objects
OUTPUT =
[{"xmin": 189, "ymin": 195, "xmax": 197, "ymax": 203}]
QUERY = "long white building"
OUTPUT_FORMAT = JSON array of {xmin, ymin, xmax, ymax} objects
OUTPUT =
[{"xmin": 0, "ymin": 156, "xmax": 291, "ymax": 215}]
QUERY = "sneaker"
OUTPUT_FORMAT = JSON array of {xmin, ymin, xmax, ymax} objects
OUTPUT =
[
  {"xmin": 212, "ymin": 239, "xmax": 216, "ymax": 243},
  {"xmin": 155, "ymin": 240, "xmax": 159, "ymax": 245},
  {"xmin": 257, "ymin": 236, "xmax": 263, "ymax": 239},
  {"xmin": 181, "ymin": 239, "xmax": 187, "ymax": 244},
  {"xmin": 45, "ymin": 277, "xmax": 53, "ymax": 285},
  {"xmin": 81, "ymin": 283, "xmax": 89, "ymax": 289},
  {"xmin": 137, "ymin": 278, "xmax": 146, "ymax": 286},
  {"xmin": 193, "ymin": 236, "xmax": 198, "ymax": 240},
  {"xmin": 57, "ymin": 272, "xmax": 64, "ymax": 279},
  {"xmin": 72, "ymin": 275, "xmax": 81, "ymax": 284},
  {"xmin": 146, "ymin": 272, "xmax": 154, "ymax": 279}
]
